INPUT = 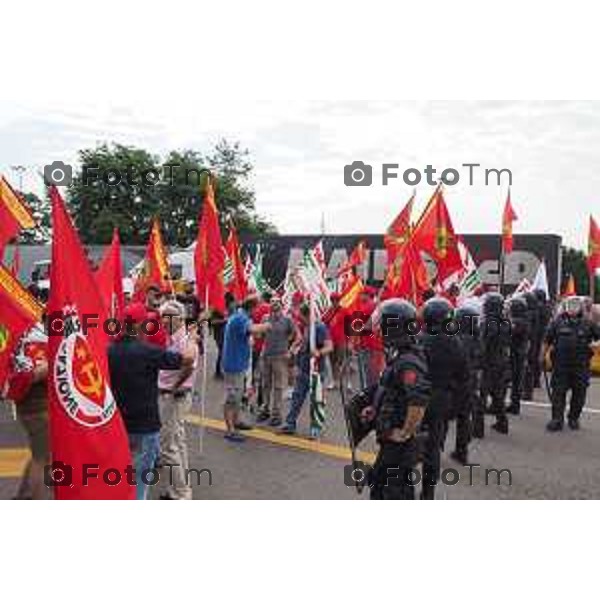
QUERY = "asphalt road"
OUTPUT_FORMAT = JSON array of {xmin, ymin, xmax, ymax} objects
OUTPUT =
[{"xmin": 2, "ymin": 344, "xmax": 600, "ymax": 499}]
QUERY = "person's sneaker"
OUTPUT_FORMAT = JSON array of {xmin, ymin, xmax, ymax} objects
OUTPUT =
[
  {"xmin": 267, "ymin": 416, "xmax": 282, "ymax": 427},
  {"xmin": 235, "ymin": 422, "xmax": 254, "ymax": 431},
  {"xmin": 472, "ymin": 420, "xmax": 485, "ymax": 439},
  {"xmin": 546, "ymin": 419, "xmax": 564, "ymax": 432},
  {"xmin": 450, "ymin": 449, "xmax": 468, "ymax": 466},
  {"xmin": 224, "ymin": 431, "xmax": 246, "ymax": 443},
  {"xmin": 256, "ymin": 412, "xmax": 270, "ymax": 424},
  {"xmin": 278, "ymin": 424, "xmax": 296, "ymax": 435},
  {"xmin": 567, "ymin": 418, "xmax": 580, "ymax": 431},
  {"xmin": 491, "ymin": 419, "xmax": 509, "ymax": 434},
  {"xmin": 308, "ymin": 426, "xmax": 321, "ymax": 440},
  {"xmin": 159, "ymin": 493, "xmax": 176, "ymax": 500}
]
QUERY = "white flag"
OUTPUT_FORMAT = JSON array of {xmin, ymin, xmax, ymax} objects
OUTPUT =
[{"xmin": 531, "ymin": 260, "xmax": 549, "ymax": 299}]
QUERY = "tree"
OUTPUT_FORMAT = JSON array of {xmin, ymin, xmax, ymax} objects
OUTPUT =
[
  {"xmin": 66, "ymin": 140, "xmax": 277, "ymax": 246},
  {"xmin": 561, "ymin": 246, "xmax": 598, "ymax": 298},
  {"xmin": 18, "ymin": 192, "xmax": 51, "ymax": 244}
]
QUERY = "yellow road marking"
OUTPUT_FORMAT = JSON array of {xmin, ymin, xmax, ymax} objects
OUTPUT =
[
  {"xmin": 0, "ymin": 448, "xmax": 30, "ymax": 478},
  {"xmin": 186, "ymin": 415, "xmax": 376, "ymax": 463},
  {"xmin": 0, "ymin": 419, "xmax": 375, "ymax": 479}
]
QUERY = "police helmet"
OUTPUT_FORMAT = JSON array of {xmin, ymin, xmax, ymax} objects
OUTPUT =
[
  {"xmin": 375, "ymin": 298, "xmax": 418, "ymax": 347},
  {"xmin": 509, "ymin": 295, "xmax": 528, "ymax": 318},
  {"xmin": 422, "ymin": 297, "xmax": 453, "ymax": 324},
  {"xmin": 483, "ymin": 292, "xmax": 505, "ymax": 316}
]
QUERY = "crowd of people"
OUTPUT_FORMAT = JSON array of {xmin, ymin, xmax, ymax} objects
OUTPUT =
[{"xmin": 5, "ymin": 273, "xmax": 600, "ymax": 500}]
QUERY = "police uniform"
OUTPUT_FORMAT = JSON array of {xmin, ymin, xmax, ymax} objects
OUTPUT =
[
  {"xmin": 545, "ymin": 312, "xmax": 600, "ymax": 429},
  {"xmin": 507, "ymin": 297, "xmax": 531, "ymax": 414},
  {"xmin": 480, "ymin": 294, "xmax": 511, "ymax": 434},
  {"xmin": 455, "ymin": 309, "xmax": 483, "ymax": 456},
  {"xmin": 370, "ymin": 346, "xmax": 431, "ymax": 500},
  {"xmin": 523, "ymin": 292, "xmax": 552, "ymax": 399}
]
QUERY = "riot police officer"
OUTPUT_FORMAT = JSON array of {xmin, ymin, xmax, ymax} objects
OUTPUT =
[
  {"xmin": 507, "ymin": 295, "xmax": 531, "ymax": 415},
  {"xmin": 419, "ymin": 297, "xmax": 469, "ymax": 498},
  {"xmin": 360, "ymin": 299, "xmax": 431, "ymax": 500},
  {"xmin": 523, "ymin": 289, "xmax": 552, "ymax": 399},
  {"xmin": 453, "ymin": 302, "xmax": 483, "ymax": 462},
  {"xmin": 544, "ymin": 296, "xmax": 600, "ymax": 431},
  {"xmin": 480, "ymin": 292, "xmax": 511, "ymax": 434}
]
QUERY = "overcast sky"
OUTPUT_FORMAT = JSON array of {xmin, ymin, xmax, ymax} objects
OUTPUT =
[{"xmin": 0, "ymin": 99, "xmax": 597, "ymax": 249}]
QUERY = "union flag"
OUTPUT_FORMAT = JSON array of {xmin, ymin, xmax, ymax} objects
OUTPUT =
[
  {"xmin": 0, "ymin": 176, "xmax": 36, "ymax": 254},
  {"xmin": 502, "ymin": 188, "xmax": 518, "ymax": 254},
  {"xmin": 587, "ymin": 215, "xmax": 600, "ymax": 277},
  {"xmin": 0, "ymin": 264, "xmax": 43, "ymax": 389},
  {"xmin": 47, "ymin": 186, "xmax": 134, "ymax": 500}
]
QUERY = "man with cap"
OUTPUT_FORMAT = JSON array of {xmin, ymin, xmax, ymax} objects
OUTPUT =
[
  {"xmin": 108, "ymin": 302, "xmax": 197, "ymax": 499},
  {"xmin": 221, "ymin": 295, "xmax": 271, "ymax": 442},
  {"xmin": 158, "ymin": 300, "xmax": 199, "ymax": 499}
]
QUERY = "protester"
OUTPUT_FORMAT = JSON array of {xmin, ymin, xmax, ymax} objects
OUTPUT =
[
  {"xmin": 108, "ymin": 302, "xmax": 197, "ymax": 499},
  {"xmin": 251, "ymin": 292, "xmax": 272, "ymax": 409},
  {"xmin": 280, "ymin": 302, "xmax": 333, "ymax": 435},
  {"xmin": 256, "ymin": 295, "xmax": 296, "ymax": 426},
  {"xmin": 158, "ymin": 300, "xmax": 199, "ymax": 500},
  {"xmin": 221, "ymin": 295, "xmax": 270, "ymax": 442},
  {"xmin": 322, "ymin": 292, "xmax": 348, "ymax": 386},
  {"xmin": 6, "ymin": 324, "xmax": 49, "ymax": 500}
]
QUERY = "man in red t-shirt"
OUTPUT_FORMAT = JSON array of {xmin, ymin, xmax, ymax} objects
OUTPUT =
[
  {"xmin": 251, "ymin": 292, "xmax": 272, "ymax": 410},
  {"xmin": 322, "ymin": 292, "xmax": 348, "ymax": 383}
]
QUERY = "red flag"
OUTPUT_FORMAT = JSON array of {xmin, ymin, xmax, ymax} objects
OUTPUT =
[
  {"xmin": 338, "ymin": 272, "xmax": 365, "ymax": 312},
  {"xmin": 384, "ymin": 194, "xmax": 414, "ymax": 259},
  {"xmin": 502, "ymin": 188, "xmax": 518, "ymax": 254},
  {"xmin": 224, "ymin": 221, "xmax": 248, "ymax": 302},
  {"xmin": 95, "ymin": 228, "xmax": 125, "ymax": 320},
  {"xmin": 337, "ymin": 240, "xmax": 368, "ymax": 279},
  {"xmin": 194, "ymin": 177, "xmax": 225, "ymax": 313},
  {"xmin": 9, "ymin": 245, "xmax": 21, "ymax": 279},
  {"xmin": 562, "ymin": 274, "xmax": 576, "ymax": 297},
  {"xmin": 587, "ymin": 215, "xmax": 600, "ymax": 277},
  {"xmin": 381, "ymin": 239, "xmax": 429, "ymax": 305},
  {"xmin": 0, "ymin": 176, "xmax": 36, "ymax": 254},
  {"xmin": 411, "ymin": 186, "xmax": 463, "ymax": 282},
  {"xmin": 47, "ymin": 186, "xmax": 134, "ymax": 500},
  {"xmin": 0, "ymin": 264, "xmax": 44, "ymax": 389},
  {"xmin": 133, "ymin": 219, "xmax": 171, "ymax": 299}
]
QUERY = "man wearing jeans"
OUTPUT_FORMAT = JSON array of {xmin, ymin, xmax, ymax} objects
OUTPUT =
[
  {"xmin": 280, "ymin": 303, "xmax": 333, "ymax": 435},
  {"xmin": 158, "ymin": 300, "xmax": 198, "ymax": 500},
  {"xmin": 257, "ymin": 296, "xmax": 296, "ymax": 426},
  {"xmin": 108, "ymin": 302, "xmax": 197, "ymax": 499}
]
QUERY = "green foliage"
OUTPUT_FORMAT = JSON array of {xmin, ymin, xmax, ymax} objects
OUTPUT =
[
  {"xmin": 561, "ymin": 246, "xmax": 597, "ymax": 298},
  {"xmin": 66, "ymin": 139, "xmax": 277, "ymax": 246}
]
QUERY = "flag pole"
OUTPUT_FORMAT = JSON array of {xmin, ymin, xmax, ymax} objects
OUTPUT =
[
  {"xmin": 499, "ymin": 247, "xmax": 506, "ymax": 296},
  {"xmin": 199, "ymin": 285, "xmax": 209, "ymax": 455}
]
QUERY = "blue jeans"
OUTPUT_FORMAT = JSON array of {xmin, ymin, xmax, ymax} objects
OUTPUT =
[
  {"xmin": 128, "ymin": 432, "xmax": 161, "ymax": 500},
  {"xmin": 285, "ymin": 369, "xmax": 311, "ymax": 429}
]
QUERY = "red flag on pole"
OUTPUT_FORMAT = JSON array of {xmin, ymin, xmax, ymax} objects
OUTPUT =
[
  {"xmin": 563, "ymin": 274, "xmax": 576, "ymax": 297},
  {"xmin": 0, "ymin": 264, "xmax": 44, "ymax": 389},
  {"xmin": 9, "ymin": 245, "xmax": 21, "ymax": 279},
  {"xmin": 587, "ymin": 215, "xmax": 600, "ymax": 277},
  {"xmin": 133, "ymin": 219, "xmax": 171, "ymax": 300},
  {"xmin": 411, "ymin": 186, "xmax": 462, "ymax": 282},
  {"xmin": 0, "ymin": 176, "xmax": 36, "ymax": 254},
  {"xmin": 224, "ymin": 220, "xmax": 248, "ymax": 303},
  {"xmin": 194, "ymin": 176, "xmax": 225, "ymax": 313},
  {"xmin": 384, "ymin": 193, "xmax": 414, "ymax": 260},
  {"xmin": 47, "ymin": 186, "xmax": 134, "ymax": 500},
  {"xmin": 502, "ymin": 188, "xmax": 518, "ymax": 254},
  {"xmin": 95, "ymin": 228, "xmax": 125, "ymax": 320}
]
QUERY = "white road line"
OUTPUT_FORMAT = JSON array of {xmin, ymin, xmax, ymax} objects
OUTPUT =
[{"xmin": 521, "ymin": 400, "xmax": 600, "ymax": 415}]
